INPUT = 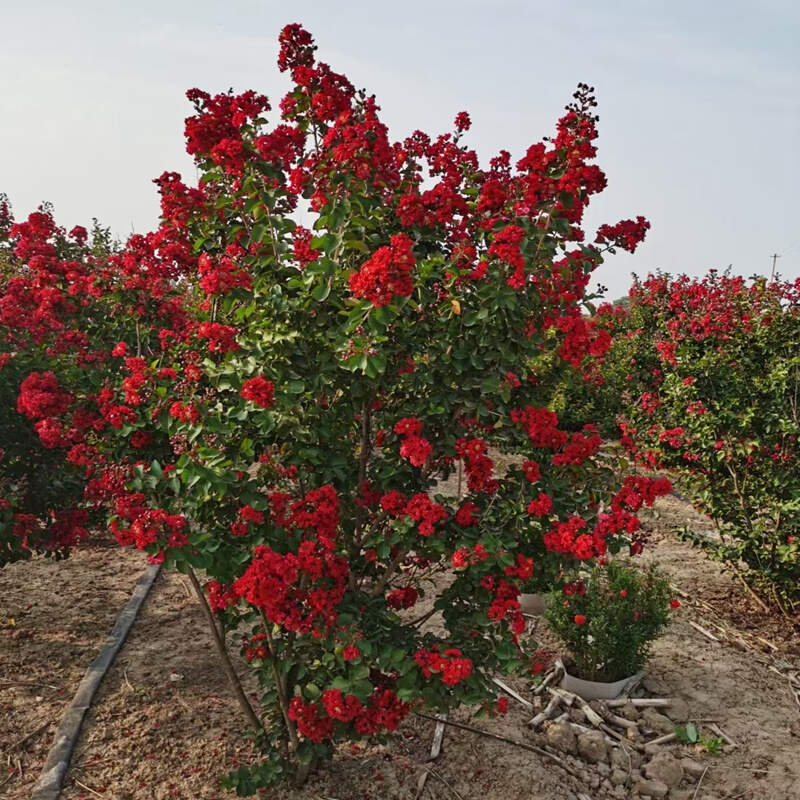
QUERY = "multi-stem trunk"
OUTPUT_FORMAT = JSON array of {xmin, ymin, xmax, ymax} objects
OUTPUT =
[{"xmin": 186, "ymin": 565, "xmax": 264, "ymax": 733}]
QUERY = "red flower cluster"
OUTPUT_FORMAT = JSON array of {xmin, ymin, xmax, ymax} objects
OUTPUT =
[
  {"xmin": 454, "ymin": 501, "xmax": 480, "ymax": 526},
  {"xmin": 527, "ymin": 492, "xmax": 553, "ymax": 517},
  {"xmin": 487, "ymin": 579, "xmax": 525, "ymax": 634},
  {"xmin": 196, "ymin": 322, "xmax": 239, "ymax": 353},
  {"xmin": 206, "ymin": 580, "xmax": 237, "ymax": 612},
  {"xmin": 197, "ymin": 253, "xmax": 252, "ymax": 296},
  {"xmin": 16, "ymin": 372, "xmax": 72, "ymax": 419},
  {"xmin": 455, "ymin": 437, "xmax": 498, "ymax": 494},
  {"xmin": 292, "ymin": 226, "xmax": 320, "ymax": 267},
  {"xmin": 414, "ymin": 646, "xmax": 474, "ymax": 686},
  {"xmin": 288, "ymin": 686, "xmax": 409, "ymax": 743},
  {"xmin": 612, "ymin": 476, "xmax": 672, "ymax": 513},
  {"xmin": 394, "ymin": 417, "xmax": 433, "ymax": 468},
  {"xmin": 114, "ymin": 507, "xmax": 188, "ymax": 550},
  {"xmin": 511, "ymin": 406, "xmax": 568, "ymax": 449},
  {"xmin": 169, "ymin": 401, "xmax": 201, "ymax": 424},
  {"xmin": 405, "ymin": 493, "xmax": 448, "ymax": 537},
  {"xmin": 595, "ymin": 216, "xmax": 650, "ymax": 253},
  {"xmin": 552, "ymin": 429, "xmax": 602, "ymax": 466},
  {"xmin": 521, "ymin": 460, "xmax": 541, "ymax": 483},
  {"xmin": 240, "ymin": 376, "xmax": 275, "ymax": 408},
  {"xmin": 451, "ymin": 543, "xmax": 488, "ymax": 568},
  {"xmin": 488, "ymin": 225, "xmax": 526, "ymax": 289},
  {"xmin": 348, "ymin": 234, "xmax": 415, "ymax": 307},
  {"xmin": 233, "ymin": 542, "xmax": 349, "ymax": 634},
  {"xmin": 387, "ymin": 586, "xmax": 419, "ymax": 609}
]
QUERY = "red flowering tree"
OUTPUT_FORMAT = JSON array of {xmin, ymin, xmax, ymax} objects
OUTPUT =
[
  {"xmin": 0, "ymin": 196, "xmax": 190, "ymax": 566},
  {"xmin": 621, "ymin": 271, "xmax": 800, "ymax": 608},
  {"xmin": 0, "ymin": 199, "xmax": 109, "ymax": 565},
  {"xmin": 6, "ymin": 25, "xmax": 669, "ymax": 790}
]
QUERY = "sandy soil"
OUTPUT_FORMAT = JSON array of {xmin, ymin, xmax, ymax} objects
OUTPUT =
[{"xmin": 1, "ymin": 494, "xmax": 799, "ymax": 800}]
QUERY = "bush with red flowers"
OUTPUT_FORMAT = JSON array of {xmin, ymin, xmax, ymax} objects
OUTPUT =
[
  {"xmin": 3, "ymin": 24, "xmax": 666, "ymax": 791},
  {"xmin": 619, "ymin": 271, "xmax": 800, "ymax": 606},
  {"xmin": 0, "ymin": 191, "xmax": 193, "ymax": 567}
]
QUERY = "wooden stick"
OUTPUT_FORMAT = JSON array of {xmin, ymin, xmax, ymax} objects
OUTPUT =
[
  {"xmin": 548, "ymin": 687, "xmax": 602, "ymax": 726},
  {"xmin": 0, "ymin": 678, "xmax": 59, "ymax": 691},
  {"xmin": 607, "ymin": 697, "xmax": 673, "ymax": 708},
  {"xmin": 414, "ymin": 769, "xmax": 429, "ymax": 800},
  {"xmin": 1, "ymin": 719, "xmax": 52, "ymax": 755},
  {"xmin": 68, "ymin": 772, "xmax": 116, "ymax": 799},
  {"xmin": 532, "ymin": 666, "xmax": 561, "ymax": 696},
  {"xmin": 429, "ymin": 767, "xmax": 465, "ymax": 800},
  {"xmin": 492, "ymin": 677, "xmax": 533, "ymax": 709},
  {"xmin": 688, "ymin": 620, "xmax": 720, "ymax": 642},
  {"xmin": 530, "ymin": 695, "xmax": 562, "ymax": 729},
  {"xmin": 413, "ymin": 711, "xmax": 581, "ymax": 779},
  {"xmin": 599, "ymin": 722, "xmax": 646, "ymax": 752},
  {"xmin": 603, "ymin": 712, "xmax": 639, "ymax": 732},
  {"xmin": 692, "ymin": 765, "xmax": 709, "ymax": 800},
  {"xmin": 430, "ymin": 716, "xmax": 447, "ymax": 760},
  {"xmin": 416, "ymin": 714, "xmax": 447, "ymax": 798},
  {"xmin": 546, "ymin": 686, "xmax": 575, "ymax": 707},
  {"xmin": 647, "ymin": 732, "xmax": 677, "ymax": 746},
  {"xmin": 706, "ymin": 722, "xmax": 737, "ymax": 747}
]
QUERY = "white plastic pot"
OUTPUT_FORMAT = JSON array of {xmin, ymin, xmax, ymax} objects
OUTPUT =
[
  {"xmin": 560, "ymin": 666, "xmax": 631, "ymax": 701},
  {"xmin": 519, "ymin": 593, "xmax": 546, "ymax": 616}
]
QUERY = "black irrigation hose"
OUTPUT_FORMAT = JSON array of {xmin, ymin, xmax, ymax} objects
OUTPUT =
[{"xmin": 30, "ymin": 562, "xmax": 161, "ymax": 800}]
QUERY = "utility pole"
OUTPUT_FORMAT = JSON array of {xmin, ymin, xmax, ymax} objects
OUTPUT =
[{"xmin": 769, "ymin": 253, "xmax": 780, "ymax": 282}]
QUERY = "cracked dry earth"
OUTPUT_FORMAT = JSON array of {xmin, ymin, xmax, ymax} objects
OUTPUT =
[{"xmin": 2, "ymin": 495, "xmax": 799, "ymax": 800}]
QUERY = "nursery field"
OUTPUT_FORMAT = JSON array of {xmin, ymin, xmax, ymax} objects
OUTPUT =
[
  {"xmin": 3, "ymin": 492, "xmax": 799, "ymax": 800},
  {"xmin": 2, "ymin": 20, "xmax": 799, "ymax": 800}
]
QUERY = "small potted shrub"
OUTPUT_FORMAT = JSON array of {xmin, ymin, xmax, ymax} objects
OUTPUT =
[{"xmin": 546, "ymin": 560, "xmax": 674, "ymax": 700}]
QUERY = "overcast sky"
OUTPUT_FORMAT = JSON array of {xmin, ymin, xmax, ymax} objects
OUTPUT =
[{"xmin": 1, "ymin": 0, "xmax": 798, "ymax": 299}]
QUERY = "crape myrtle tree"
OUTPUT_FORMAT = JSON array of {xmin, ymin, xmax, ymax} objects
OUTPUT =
[
  {"xmin": 0, "ymin": 192, "xmax": 192, "ymax": 567},
  {"xmin": 620, "ymin": 271, "xmax": 800, "ymax": 609},
  {"xmin": 5, "ymin": 24, "xmax": 669, "ymax": 790}
]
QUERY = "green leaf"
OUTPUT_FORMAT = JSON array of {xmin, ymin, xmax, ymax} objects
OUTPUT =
[{"xmin": 312, "ymin": 282, "xmax": 331, "ymax": 302}]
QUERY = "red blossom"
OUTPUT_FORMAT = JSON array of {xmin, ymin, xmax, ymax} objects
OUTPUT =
[{"xmin": 241, "ymin": 376, "xmax": 275, "ymax": 409}]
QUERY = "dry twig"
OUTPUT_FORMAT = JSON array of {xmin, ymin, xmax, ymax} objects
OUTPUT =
[
  {"xmin": 530, "ymin": 694, "xmax": 562, "ymax": 729},
  {"xmin": 692, "ymin": 765, "xmax": 709, "ymax": 800},
  {"xmin": 1, "ymin": 719, "xmax": 51, "ymax": 755},
  {"xmin": 647, "ymin": 732, "xmax": 678, "ymax": 746},
  {"xmin": 492, "ymin": 677, "xmax": 533, "ymax": 709},
  {"xmin": 688, "ymin": 620, "xmax": 720, "ymax": 642},
  {"xmin": 68, "ymin": 772, "xmax": 116, "ymax": 799},
  {"xmin": 413, "ymin": 711, "xmax": 582, "ymax": 779},
  {"xmin": 706, "ymin": 722, "xmax": 737, "ymax": 747},
  {"xmin": 607, "ymin": 697, "xmax": 672, "ymax": 708},
  {"xmin": 429, "ymin": 767, "xmax": 465, "ymax": 800},
  {"xmin": 0, "ymin": 678, "xmax": 59, "ymax": 691}
]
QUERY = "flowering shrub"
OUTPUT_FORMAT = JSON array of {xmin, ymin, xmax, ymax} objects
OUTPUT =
[
  {"xmin": 3, "ymin": 24, "xmax": 665, "ymax": 790},
  {"xmin": 546, "ymin": 560, "xmax": 674, "ymax": 682},
  {"xmin": 550, "ymin": 296, "xmax": 662, "ymax": 435},
  {"xmin": 0, "ymin": 201, "xmax": 113, "ymax": 565},
  {"xmin": 0, "ymin": 191, "xmax": 193, "ymax": 567},
  {"xmin": 621, "ymin": 272, "xmax": 800, "ymax": 607}
]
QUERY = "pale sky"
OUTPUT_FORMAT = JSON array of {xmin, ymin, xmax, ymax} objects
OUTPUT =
[{"xmin": 1, "ymin": 0, "xmax": 798, "ymax": 300}]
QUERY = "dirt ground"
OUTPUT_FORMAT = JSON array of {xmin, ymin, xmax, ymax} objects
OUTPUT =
[{"xmin": 2, "ymin": 494, "xmax": 799, "ymax": 800}]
